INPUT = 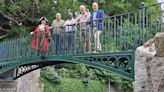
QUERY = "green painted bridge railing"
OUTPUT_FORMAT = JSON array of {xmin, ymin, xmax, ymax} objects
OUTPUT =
[{"xmin": 0, "ymin": 2, "xmax": 163, "ymax": 80}]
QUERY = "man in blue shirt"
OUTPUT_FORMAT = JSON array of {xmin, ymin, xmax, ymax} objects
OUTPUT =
[{"xmin": 91, "ymin": 2, "xmax": 104, "ymax": 53}]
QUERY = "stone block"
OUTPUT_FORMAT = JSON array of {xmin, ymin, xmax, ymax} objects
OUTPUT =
[
  {"xmin": 0, "ymin": 80, "xmax": 17, "ymax": 92},
  {"xmin": 0, "ymin": 70, "xmax": 16, "ymax": 79},
  {"xmin": 154, "ymin": 32, "xmax": 164, "ymax": 57}
]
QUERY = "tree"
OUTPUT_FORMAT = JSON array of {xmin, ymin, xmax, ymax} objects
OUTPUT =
[{"xmin": 0, "ymin": 0, "xmax": 158, "ymax": 37}]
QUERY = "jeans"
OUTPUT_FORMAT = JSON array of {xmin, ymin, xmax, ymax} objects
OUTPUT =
[
  {"xmin": 53, "ymin": 34, "xmax": 64, "ymax": 55},
  {"xmin": 66, "ymin": 31, "xmax": 76, "ymax": 54}
]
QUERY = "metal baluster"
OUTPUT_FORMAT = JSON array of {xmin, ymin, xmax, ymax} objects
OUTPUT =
[
  {"xmin": 2, "ymin": 41, "xmax": 5, "ymax": 61},
  {"xmin": 80, "ymin": 24, "xmax": 82, "ymax": 54},
  {"xmin": 114, "ymin": 16, "xmax": 116, "ymax": 52},
  {"xmin": 8, "ymin": 40, "xmax": 11, "ymax": 61},
  {"xmin": 5, "ymin": 41, "xmax": 7, "ymax": 61},
  {"xmin": 29, "ymin": 35, "xmax": 32, "ymax": 58},
  {"xmin": 18, "ymin": 37, "xmax": 21, "ymax": 59},
  {"xmin": 54, "ymin": 28, "xmax": 56, "ymax": 55},
  {"xmin": 111, "ymin": 18, "xmax": 114, "ymax": 52},
  {"xmin": 141, "ymin": 2, "xmax": 145, "ymax": 45},
  {"xmin": 15, "ymin": 38, "xmax": 19, "ymax": 60},
  {"xmin": 159, "ymin": 3, "xmax": 162, "ymax": 32},
  {"xmin": 103, "ymin": 18, "xmax": 106, "ymax": 53},
  {"xmin": 145, "ymin": 7, "xmax": 149, "ymax": 41},
  {"xmin": 155, "ymin": 10, "xmax": 158, "ymax": 34},
  {"xmin": 150, "ymin": 5, "xmax": 153, "ymax": 38},
  {"xmin": 62, "ymin": 29, "xmax": 68, "ymax": 54},
  {"xmin": 139, "ymin": 7, "xmax": 142, "ymax": 46},
  {"xmin": 11, "ymin": 38, "xmax": 15, "ymax": 60},
  {"xmin": 120, "ymin": 15, "xmax": 123, "ymax": 51},
  {"xmin": 77, "ymin": 24, "xmax": 80, "ymax": 54},
  {"xmin": 25, "ymin": 36, "xmax": 28, "ymax": 58},
  {"xmin": 116, "ymin": 19, "xmax": 118, "ymax": 51},
  {"xmin": 123, "ymin": 18, "xmax": 126, "ymax": 51},
  {"xmin": 130, "ymin": 14, "xmax": 135, "ymax": 50},
  {"xmin": 134, "ymin": 13, "xmax": 138, "ymax": 48},
  {"xmin": 127, "ymin": 13, "xmax": 130, "ymax": 50},
  {"xmin": 107, "ymin": 17, "xmax": 110, "ymax": 53},
  {"xmin": 20, "ymin": 37, "xmax": 23, "ymax": 59},
  {"xmin": 0, "ymin": 42, "xmax": 2, "ymax": 62}
]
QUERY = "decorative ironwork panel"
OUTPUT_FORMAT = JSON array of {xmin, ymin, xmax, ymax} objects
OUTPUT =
[
  {"xmin": 71, "ymin": 52, "xmax": 134, "ymax": 80},
  {"xmin": 15, "ymin": 65, "xmax": 40, "ymax": 79}
]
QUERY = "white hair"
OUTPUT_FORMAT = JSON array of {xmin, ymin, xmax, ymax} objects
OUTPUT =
[
  {"xmin": 80, "ymin": 5, "xmax": 86, "ymax": 9},
  {"xmin": 56, "ymin": 13, "xmax": 61, "ymax": 16},
  {"xmin": 92, "ymin": 2, "xmax": 98, "ymax": 6}
]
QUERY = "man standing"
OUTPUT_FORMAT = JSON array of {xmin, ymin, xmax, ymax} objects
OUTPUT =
[
  {"xmin": 76, "ymin": 5, "xmax": 91, "ymax": 54},
  {"xmin": 63, "ymin": 12, "xmax": 76, "ymax": 54},
  {"xmin": 91, "ymin": 2, "xmax": 104, "ymax": 53},
  {"xmin": 51, "ymin": 13, "xmax": 65, "ymax": 55}
]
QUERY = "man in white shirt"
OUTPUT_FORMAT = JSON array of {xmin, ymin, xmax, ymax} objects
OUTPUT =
[{"xmin": 63, "ymin": 13, "xmax": 76, "ymax": 54}]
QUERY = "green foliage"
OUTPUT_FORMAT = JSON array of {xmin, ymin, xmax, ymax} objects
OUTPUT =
[
  {"xmin": 41, "ymin": 66, "xmax": 61, "ymax": 84},
  {"xmin": 0, "ymin": 0, "xmax": 158, "ymax": 37},
  {"xmin": 0, "ymin": 0, "xmax": 5, "ymax": 11},
  {"xmin": 41, "ymin": 64, "xmax": 133, "ymax": 92},
  {"xmin": 9, "ymin": 26, "xmax": 29, "ymax": 36},
  {"xmin": 41, "ymin": 78, "xmax": 107, "ymax": 92},
  {"xmin": 110, "ymin": 2, "xmax": 132, "ymax": 14},
  {"xmin": 8, "ymin": 4, "xmax": 20, "ymax": 13},
  {"xmin": 56, "ymin": 0, "xmax": 80, "ymax": 19},
  {"xmin": 58, "ymin": 68, "xmax": 70, "ymax": 78}
]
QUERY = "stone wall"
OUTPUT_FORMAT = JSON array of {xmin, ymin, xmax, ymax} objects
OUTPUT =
[
  {"xmin": 0, "ymin": 80, "xmax": 17, "ymax": 92},
  {"xmin": 0, "ymin": 69, "xmax": 42, "ymax": 92},
  {"xmin": 0, "ymin": 70, "xmax": 17, "ymax": 92},
  {"xmin": 17, "ymin": 69, "xmax": 42, "ymax": 92},
  {"xmin": 134, "ymin": 32, "xmax": 164, "ymax": 92}
]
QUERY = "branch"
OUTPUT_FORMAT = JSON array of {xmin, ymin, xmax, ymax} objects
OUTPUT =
[
  {"xmin": 0, "ymin": 26, "xmax": 8, "ymax": 32},
  {"xmin": 0, "ymin": 35, "xmax": 8, "ymax": 40},
  {"xmin": 0, "ymin": 11, "xmax": 22, "ymax": 26},
  {"xmin": 18, "ymin": 6, "xmax": 29, "ymax": 18},
  {"xmin": 10, "ymin": 0, "xmax": 15, "ymax": 4},
  {"xmin": 18, "ymin": 11, "xmax": 27, "ymax": 18}
]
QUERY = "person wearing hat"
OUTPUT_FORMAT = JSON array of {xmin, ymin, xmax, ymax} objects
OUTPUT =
[{"xmin": 31, "ymin": 17, "xmax": 51, "ymax": 55}]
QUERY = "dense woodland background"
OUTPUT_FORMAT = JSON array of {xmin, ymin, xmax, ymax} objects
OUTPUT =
[{"xmin": 0, "ymin": 0, "xmax": 157, "ymax": 37}]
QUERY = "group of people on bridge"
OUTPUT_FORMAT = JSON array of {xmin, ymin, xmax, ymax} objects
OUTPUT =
[{"xmin": 31, "ymin": 2, "xmax": 104, "ymax": 55}]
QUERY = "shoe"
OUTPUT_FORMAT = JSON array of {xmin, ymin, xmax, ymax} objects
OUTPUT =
[
  {"xmin": 92, "ymin": 50, "xmax": 101, "ymax": 53},
  {"xmin": 97, "ymin": 50, "xmax": 101, "ymax": 53},
  {"xmin": 92, "ymin": 51, "xmax": 97, "ymax": 53},
  {"xmin": 86, "ymin": 51, "xmax": 91, "ymax": 54}
]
